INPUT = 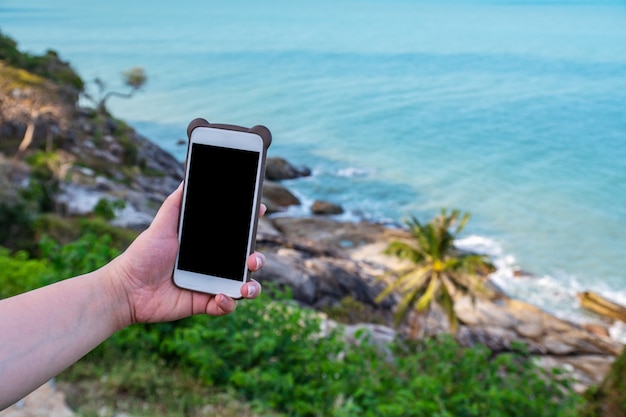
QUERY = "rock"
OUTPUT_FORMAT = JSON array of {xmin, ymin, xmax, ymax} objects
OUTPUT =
[
  {"xmin": 311, "ymin": 200, "xmax": 344, "ymax": 215},
  {"xmin": 303, "ymin": 256, "xmax": 391, "ymax": 310},
  {"xmin": 265, "ymin": 157, "xmax": 311, "ymax": 180},
  {"xmin": 255, "ymin": 227, "xmax": 392, "ymax": 312},
  {"xmin": 255, "ymin": 250, "xmax": 318, "ymax": 304},
  {"xmin": 55, "ymin": 183, "xmax": 109, "ymax": 216},
  {"xmin": 262, "ymin": 181, "xmax": 301, "ymax": 212},
  {"xmin": 456, "ymin": 325, "xmax": 522, "ymax": 353},
  {"xmin": 516, "ymin": 321, "xmax": 544, "ymax": 339},
  {"xmin": 270, "ymin": 217, "xmax": 400, "ymax": 249},
  {"xmin": 534, "ymin": 355, "xmax": 617, "ymax": 393},
  {"xmin": 454, "ymin": 297, "xmax": 518, "ymax": 329},
  {"xmin": 446, "ymin": 293, "xmax": 625, "ymax": 390},
  {"xmin": 577, "ymin": 291, "xmax": 626, "ymax": 322},
  {"xmin": 343, "ymin": 323, "xmax": 397, "ymax": 359},
  {"xmin": 583, "ymin": 323, "xmax": 611, "ymax": 338}
]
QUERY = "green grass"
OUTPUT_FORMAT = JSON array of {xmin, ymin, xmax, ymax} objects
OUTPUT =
[{"xmin": 58, "ymin": 356, "xmax": 284, "ymax": 417}]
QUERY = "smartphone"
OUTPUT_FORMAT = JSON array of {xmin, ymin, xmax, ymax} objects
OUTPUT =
[{"xmin": 173, "ymin": 118, "xmax": 271, "ymax": 298}]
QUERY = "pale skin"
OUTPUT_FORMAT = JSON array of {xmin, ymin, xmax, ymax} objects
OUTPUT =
[{"xmin": 0, "ymin": 183, "xmax": 265, "ymax": 409}]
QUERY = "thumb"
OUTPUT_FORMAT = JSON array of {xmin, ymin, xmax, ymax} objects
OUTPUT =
[{"xmin": 149, "ymin": 182, "xmax": 183, "ymax": 237}]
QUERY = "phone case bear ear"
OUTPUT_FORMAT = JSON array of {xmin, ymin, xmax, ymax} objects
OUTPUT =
[{"xmin": 186, "ymin": 118, "xmax": 272, "ymax": 150}]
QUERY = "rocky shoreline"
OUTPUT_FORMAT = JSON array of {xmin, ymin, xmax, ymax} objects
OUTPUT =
[
  {"xmin": 23, "ymin": 122, "xmax": 625, "ymax": 392},
  {"xmin": 252, "ymin": 194, "xmax": 624, "ymax": 392}
]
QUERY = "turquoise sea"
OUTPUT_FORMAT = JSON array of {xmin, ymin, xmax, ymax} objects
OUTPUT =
[{"xmin": 2, "ymin": 0, "xmax": 626, "ymax": 334}]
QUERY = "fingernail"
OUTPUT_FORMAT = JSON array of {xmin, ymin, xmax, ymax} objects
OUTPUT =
[
  {"xmin": 255, "ymin": 254, "xmax": 265, "ymax": 270},
  {"xmin": 247, "ymin": 283, "xmax": 258, "ymax": 298},
  {"xmin": 219, "ymin": 294, "xmax": 230, "ymax": 306}
]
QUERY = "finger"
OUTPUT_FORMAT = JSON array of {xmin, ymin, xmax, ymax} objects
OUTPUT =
[
  {"xmin": 247, "ymin": 252, "xmax": 265, "ymax": 271},
  {"xmin": 211, "ymin": 293, "xmax": 237, "ymax": 315},
  {"xmin": 241, "ymin": 280, "xmax": 262, "ymax": 299},
  {"xmin": 260, "ymin": 203, "xmax": 267, "ymax": 217}
]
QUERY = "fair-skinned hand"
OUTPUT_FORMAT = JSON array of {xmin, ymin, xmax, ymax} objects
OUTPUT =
[
  {"xmin": 0, "ymin": 182, "xmax": 266, "ymax": 409},
  {"xmin": 109, "ymin": 182, "xmax": 265, "ymax": 327}
]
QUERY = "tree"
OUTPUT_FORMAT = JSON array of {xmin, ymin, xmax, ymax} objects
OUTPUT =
[
  {"xmin": 376, "ymin": 208, "xmax": 495, "ymax": 337},
  {"xmin": 85, "ymin": 66, "xmax": 147, "ymax": 115}
]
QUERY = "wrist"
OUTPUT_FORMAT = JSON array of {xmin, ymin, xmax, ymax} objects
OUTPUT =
[{"xmin": 101, "ymin": 256, "xmax": 135, "ymax": 330}]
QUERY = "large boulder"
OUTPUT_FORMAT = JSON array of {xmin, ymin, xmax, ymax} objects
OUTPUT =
[
  {"xmin": 265, "ymin": 157, "xmax": 311, "ymax": 180},
  {"xmin": 261, "ymin": 181, "xmax": 301, "ymax": 213},
  {"xmin": 311, "ymin": 200, "xmax": 344, "ymax": 215}
]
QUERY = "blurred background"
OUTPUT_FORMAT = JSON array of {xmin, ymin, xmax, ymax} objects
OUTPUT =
[{"xmin": 2, "ymin": 0, "xmax": 625, "ymax": 325}]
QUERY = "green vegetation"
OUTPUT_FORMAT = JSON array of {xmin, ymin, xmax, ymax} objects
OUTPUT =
[
  {"xmin": 322, "ymin": 295, "xmax": 389, "ymax": 325},
  {"xmin": 377, "ymin": 209, "xmax": 495, "ymax": 335},
  {"xmin": 580, "ymin": 347, "xmax": 626, "ymax": 417},
  {"xmin": 94, "ymin": 198, "xmax": 126, "ymax": 221},
  {"xmin": 84, "ymin": 66, "xmax": 148, "ymax": 115},
  {"xmin": 0, "ymin": 30, "xmax": 83, "ymax": 91},
  {"xmin": 0, "ymin": 234, "xmax": 582, "ymax": 416}
]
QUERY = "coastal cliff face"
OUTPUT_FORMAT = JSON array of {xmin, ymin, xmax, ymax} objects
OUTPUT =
[
  {"xmin": 0, "ymin": 33, "xmax": 624, "ymax": 413},
  {"xmin": 0, "ymin": 61, "xmax": 183, "ymax": 233}
]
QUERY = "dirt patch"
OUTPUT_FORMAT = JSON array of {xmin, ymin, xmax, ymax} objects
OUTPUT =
[{"xmin": 0, "ymin": 380, "xmax": 74, "ymax": 417}]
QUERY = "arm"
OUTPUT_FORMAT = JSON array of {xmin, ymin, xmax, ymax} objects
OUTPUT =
[{"xmin": 0, "ymin": 183, "xmax": 264, "ymax": 409}]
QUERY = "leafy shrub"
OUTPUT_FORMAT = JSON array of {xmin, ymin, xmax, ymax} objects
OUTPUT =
[
  {"xmin": 0, "ymin": 30, "xmax": 84, "ymax": 90},
  {"xmin": 580, "ymin": 347, "xmax": 626, "ymax": 417},
  {"xmin": 94, "ymin": 198, "xmax": 126, "ymax": 220},
  {"xmin": 322, "ymin": 295, "xmax": 388, "ymax": 324},
  {"xmin": 91, "ymin": 290, "xmax": 582, "ymax": 417},
  {"xmin": 0, "ymin": 231, "xmax": 121, "ymax": 299},
  {"xmin": 39, "ymin": 233, "xmax": 120, "ymax": 279},
  {"xmin": 23, "ymin": 151, "xmax": 63, "ymax": 212},
  {"xmin": 0, "ymin": 247, "xmax": 51, "ymax": 299},
  {"xmin": 0, "ymin": 202, "xmax": 36, "ymax": 252}
]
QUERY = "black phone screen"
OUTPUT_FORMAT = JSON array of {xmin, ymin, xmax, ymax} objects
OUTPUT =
[{"xmin": 177, "ymin": 143, "xmax": 260, "ymax": 280}]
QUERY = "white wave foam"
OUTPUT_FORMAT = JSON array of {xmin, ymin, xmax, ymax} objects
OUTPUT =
[
  {"xmin": 337, "ymin": 167, "xmax": 372, "ymax": 178},
  {"xmin": 455, "ymin": 234, "xmax": 626, "ymax": 343},
  {"xmin": 609, "ymin": 321, "xmax": 626, "ymax": 344}
]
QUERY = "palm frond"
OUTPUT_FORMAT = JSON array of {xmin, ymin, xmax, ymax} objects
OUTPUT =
[
  {"xmin": 393, "ymin": 290, "xmax": 422, "ymax": 326},
  {"xmin": 416, "ymin": 274, "xmax": 440, "ymax": 312},
  {"xmin": 375, "ymin": 267, "xmax": 429, "ymax": 303},
  {"xmin": 438, "ymin": 281, "xmax": 459, "ymax": 332},
  {"xmin": 384, "ymin": 240, "xmax": 424, "ymax": 263},
  {"xmin": 456, "ymin": 253, "xmax": 495, "ymax": 275},
  {"xmin": 455, "ymin": 211, "xmax": 470, "ymax": 235},
  {"xmin": 397, "ymin": 267, "xmax": 430, "ymax": 293}
]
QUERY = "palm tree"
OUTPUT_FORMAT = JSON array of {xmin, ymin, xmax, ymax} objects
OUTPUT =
[{"xmin": 376, "ymin": 208, "xmax": 495, "ymax": 337}]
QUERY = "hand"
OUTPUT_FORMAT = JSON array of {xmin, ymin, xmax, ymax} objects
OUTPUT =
[{"xmin": 108, "ymin": 183, "xmax": 265, "ymax": 328}]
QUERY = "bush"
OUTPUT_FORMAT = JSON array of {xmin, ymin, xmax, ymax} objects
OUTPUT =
[
  {"xmin": 87, "ymin": 290, "xmax": 582, "ymax": 417},
  {"xmin": 581, "ymin": 347, "xmax": 626, "ymax": 417},
  {"xmin": 94, "ymin": 198, "xmax": 126, "ymax": 220},
  {"xmin": 0, "ymin": 232, "xmax": 121, "ymax": 299},
  {"xmin": 0, "ymin": 202, "xmax": 36, "ymax": 252},
  {"xmin": 39, "ymin": 232, "xmax": 120, "ymax": 280},
  {"xmin": 0, "ymin": 247, "xmax": 51, "ymax": 299},
  {"xmin": 1, "ymin": 229, "xmax": 580, "ymax": 416},
  {"xmin": 0, "ymin": 30, "xmax": 84, "ymax": 91}
]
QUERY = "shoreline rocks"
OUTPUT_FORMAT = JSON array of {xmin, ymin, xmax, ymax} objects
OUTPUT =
[{"xmin": 255, "ymin": 210, "xmax": 624, "ymax": 392}]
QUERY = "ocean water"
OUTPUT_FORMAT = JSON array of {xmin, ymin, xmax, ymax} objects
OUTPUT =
[{"xmin": 2, "ymin": 0, "xmax": 626, "ymax": 333}]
